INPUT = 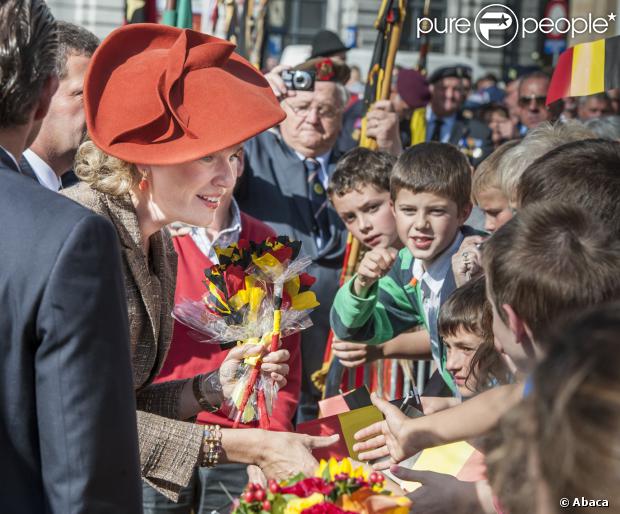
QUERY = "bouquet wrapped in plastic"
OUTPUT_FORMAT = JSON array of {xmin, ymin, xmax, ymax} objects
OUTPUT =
[
  {"xmin": 233, "ymin": 458, "xmax": 411, "ymax": 514},
  {"xmin": 173, "ymin": 237, "xmax": 319, "ymax": 428}
]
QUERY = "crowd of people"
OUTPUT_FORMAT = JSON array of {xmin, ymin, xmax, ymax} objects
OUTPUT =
[{"xmin": 1, "ymin": 2, "xmax": 619, "ymax": 513}]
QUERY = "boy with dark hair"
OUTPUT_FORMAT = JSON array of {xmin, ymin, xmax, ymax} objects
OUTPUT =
[
  {"xmin": 325, "ymin": 147, "xmax": 417, "ymax": 397},
  {"xmin": 328, "ymin": 147, "xmax": 398, "ymax": 249},
  {"xmin": 353, "ymin": 203, "xmax": 620, "ymax": 471},
  {"xmin": 330, "ymin": 142, "xmax": 477, "ymax": 393},
  {"xmin": 439, "ymin": 276, "xmax": 510, "ymax": 399},
  {"xmin": 517, "ymin": 138, "xmax": 620, "ymax": 236}
]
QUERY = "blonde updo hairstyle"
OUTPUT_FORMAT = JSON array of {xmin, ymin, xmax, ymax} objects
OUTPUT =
[{"xmin": 74, "ymin": 139, "xmax": 141, "ymax": 195}]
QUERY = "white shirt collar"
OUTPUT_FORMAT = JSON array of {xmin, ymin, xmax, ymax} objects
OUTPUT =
[
  {"xmin": 413, "ymin": 230, "xmax": 464, "ymax": 294},
  {"xmin": 426, "ymin": 104, "xmax": 458, "ymax": 124},
  {"xmin": 23, "ymin": 149, "xmax": 62, "ymax": 191},
  {"xmin": 189, "ymin": 198, "xmax": 243, "ymax": 263}
]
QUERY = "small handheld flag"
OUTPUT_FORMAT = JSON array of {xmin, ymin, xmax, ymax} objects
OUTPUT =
[{"xmin": 546, "ymin": 34, "xmax": 620, "ymax": 105}]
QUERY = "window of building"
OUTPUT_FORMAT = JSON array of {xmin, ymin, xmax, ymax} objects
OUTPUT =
[
  {"xmin": 400, "ymin": 0, "xmax": 447, "ymax": 53},
  {"xmin": 283, "ymin": 0, "xmax": 326, "ymax": 45}
]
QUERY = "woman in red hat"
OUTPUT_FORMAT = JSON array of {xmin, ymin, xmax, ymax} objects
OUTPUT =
[{"xmin": 63, "ymin": 23, "xmax": 337, "ymax": 502}]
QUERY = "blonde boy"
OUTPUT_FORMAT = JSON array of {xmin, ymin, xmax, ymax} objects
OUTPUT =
[{"xmin": 471, "ymin": 140, "xmax": 518, "ymax": 234}]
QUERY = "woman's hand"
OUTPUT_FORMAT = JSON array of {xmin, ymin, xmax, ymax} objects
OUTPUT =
[
  {"xmin": 247, "ymin": 465, "xmax": 267, "ymax": 488},
  {"xmin": 256, "ymin": 433, "xmax": 340, "ymax": 481},
  {"xmin": 219, "ymin": 344, "xmax": 290, "ymax": 400},
  {"xmin": 332, "ymin": 340, "xmax": 384, "ymax": 368}
]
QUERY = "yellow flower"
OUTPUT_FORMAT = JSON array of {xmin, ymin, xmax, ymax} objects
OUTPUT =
[
  {"xmin": 284, "ymin": 277, "xmax": 319, "ymax": 311},
  {"xmin": 283, "ymin": 493, "xmax": 324, "ymax": 514},
  {"xmin": 316, "ymin": 458, "xmax": 369, "ymax": 482}
]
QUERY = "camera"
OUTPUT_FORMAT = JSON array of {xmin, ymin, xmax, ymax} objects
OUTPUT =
[{"xmin": 281, "ymin": 70, "xmax": 315, "ymax": 91}]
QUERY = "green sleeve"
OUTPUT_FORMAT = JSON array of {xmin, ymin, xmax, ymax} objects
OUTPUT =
[{"xmin": 330, "ymin": 255, "xmax": 424, "ymax": 345}]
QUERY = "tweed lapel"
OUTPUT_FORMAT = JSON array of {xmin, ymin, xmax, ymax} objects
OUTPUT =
[{"xmin": 101, "ymin": 193, "xmax": 162, "ymax": 345}]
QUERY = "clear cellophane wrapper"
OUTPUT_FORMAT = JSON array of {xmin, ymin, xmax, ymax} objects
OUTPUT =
[{"xmin": 172, "ymin": 256, "xmax": 317, "ymax": 423}]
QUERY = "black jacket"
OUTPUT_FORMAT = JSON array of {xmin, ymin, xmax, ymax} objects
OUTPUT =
[{"xmin": 0, "ymin": 149, "xmax": 142, "ymax": 513}]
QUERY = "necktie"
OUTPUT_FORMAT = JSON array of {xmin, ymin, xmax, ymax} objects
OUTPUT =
[
  {"xmin": 304, "ymin": 157, "xmax": 330, "ymax": 247},
  {"xmin": 430, "ymin": 117, "xmax": 444, "ymax": 142}
]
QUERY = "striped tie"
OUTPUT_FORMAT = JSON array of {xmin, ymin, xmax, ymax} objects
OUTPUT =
[{"xmin": 304, "ymin": 157, "xmax": 330, "ymax": 247}]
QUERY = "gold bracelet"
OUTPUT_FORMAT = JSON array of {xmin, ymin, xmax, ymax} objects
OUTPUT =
[{"xmin": 201, "ymin": 424, "xmax": 222, "ymax": 468}]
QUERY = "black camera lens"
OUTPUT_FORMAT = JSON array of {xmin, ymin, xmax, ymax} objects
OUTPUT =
[{"xmin": 293, "ymin": 73, "xmax": 311, "ymax": 89}]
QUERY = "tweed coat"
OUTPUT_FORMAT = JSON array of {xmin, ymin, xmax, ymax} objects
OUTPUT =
[{"xmin": 64, "ymin": 183, "xmax": 203, "ymax": 501}]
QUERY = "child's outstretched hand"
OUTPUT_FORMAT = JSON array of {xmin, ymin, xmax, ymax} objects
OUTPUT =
[
  {"xmin": 452, "ymin": 235, "xmax": 485, "ymax": 287},
  {"xmin": 352, "ymin": 393, "xmax": 413, "ymax": 469},
  {"xmin": 354, "ymin": 247, "xmax": 398, "ymax": 295}
]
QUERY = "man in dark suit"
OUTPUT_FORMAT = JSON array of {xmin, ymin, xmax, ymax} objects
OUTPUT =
[
  {"xmin": 421, "ymin": 65, "xmax": 493, "ymax": 165},
  {"xmin": 0, "ymin": 2, "xmax": 142, "ymax": 512},
  {"xmin": 237, "ymin": 58, "xmax": 351, "ymax": 421}
]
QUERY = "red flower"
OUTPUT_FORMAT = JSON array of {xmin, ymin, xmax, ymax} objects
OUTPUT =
[
  {"xmin": 315, "ymin": 58, "xmax": 336, "ymax": 81},
  {"xmin": 301, "ymin": 503, "xmax": 356, "ymax": 514},
  {"xmin": 224, "ymin": 264, "xmax": 247, "ymax": 297},
  {"xmin": 299, "ymin": 272, "xmax": 316, "ymax": 288},
  {"xmin": 280, "ymin": 478, "xmax": 334, "ymax": 498}
]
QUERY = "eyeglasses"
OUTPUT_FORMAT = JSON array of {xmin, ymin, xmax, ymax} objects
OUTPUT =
[
  {"xmin": 518, "ymin": 95, "xmax": 547, "ymax": 108},
  {"xmin": 283, "ymin": 100, "xmax": 341, "ymax": 119}
]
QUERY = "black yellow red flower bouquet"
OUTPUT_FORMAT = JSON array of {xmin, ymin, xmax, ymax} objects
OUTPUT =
[{"xmin": 173, "ymin": 237, "xmax": 319, "ymax": 428}]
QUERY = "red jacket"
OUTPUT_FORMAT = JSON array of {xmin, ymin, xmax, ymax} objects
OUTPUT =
[{"xmin": 155, "ymin": 212, "xmax": 302, "ymax": 431}]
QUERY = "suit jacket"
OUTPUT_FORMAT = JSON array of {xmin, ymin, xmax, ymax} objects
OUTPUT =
[
  {"xmin": 402, "ymin": 109, "xmax": 493, "ymax": 166},
  {"xmin": 63, "ymin": 183, "xmax": 204, "ymax": 501},
  {"xmin": 446, "ymin": 114, "xmax": 494, "ymax": 165},
  {"xmin": 0, "ymin": 149, "xmax": 141, "ymax": 513},
  {"xmin": 236, "ymin": 131, "xmax": 347, "ymax": 411}
]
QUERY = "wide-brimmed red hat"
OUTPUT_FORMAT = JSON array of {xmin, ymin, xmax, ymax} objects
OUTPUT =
[{"xmin": 84, "ymin": 23, "xmax": 285, "ymax": 165}]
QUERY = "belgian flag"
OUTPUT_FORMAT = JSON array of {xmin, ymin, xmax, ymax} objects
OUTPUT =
[{"xmin": 546, "ymin": 34, "xmax": 620, "ymax": 105}]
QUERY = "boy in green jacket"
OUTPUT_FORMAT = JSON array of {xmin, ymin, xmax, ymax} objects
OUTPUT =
[{"xmin": 330, "ymin": 142, "xmax": 483, "ymax": 393}]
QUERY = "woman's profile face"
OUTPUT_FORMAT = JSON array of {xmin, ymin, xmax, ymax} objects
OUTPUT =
[{"xmin": 145, "ymin": 144, "xmax": 242, "ymax": 227}]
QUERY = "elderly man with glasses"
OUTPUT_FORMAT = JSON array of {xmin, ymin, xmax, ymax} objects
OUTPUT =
[{"xmin": 236, "ymin": 58, "xmax": 351, "ymax": 422}]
